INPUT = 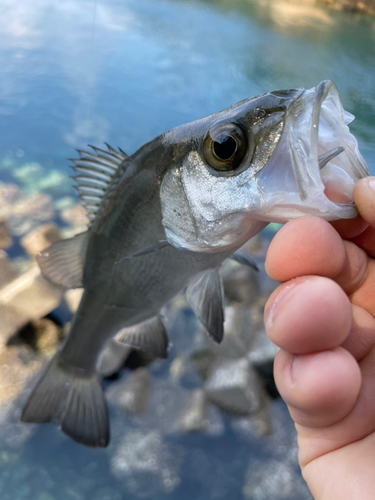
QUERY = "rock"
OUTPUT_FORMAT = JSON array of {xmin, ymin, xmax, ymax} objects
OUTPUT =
[
  {"xmin": 0, "ymin": 266, "xmax": 63, "ymax": 343},
  {"xmin": 204, "ymin": 357, "xmax": 261, "ymax": 415},
  {"xmin": 64, "ymin": 288, "xmax": 84, "ymax": 313},
  {"xmin": 114, "ymin": 368, "xmax": 151, "ymax": 414},
  {"xmin": 60, "ymin": 204, "xmax": 89, "ymax": 231},
  {"xmin": 0, "ymin": 218, "xmax": 12, "ymax": 249},
  {"xmin": 231, "ymin": 392, "xmax": 274, "ymax": 439},
  {"xmin": 190, "ymin": 348, "xmax": 217, "ymax": 381},
  {"xmin": 223, "ymin": 263, "xmax": 260, "ymax": 306},
  {"xmin": 110, "ymin": 430, "xmax": 182, "ymax": 497},
  {"xmin": 242, "ymin": 458, "xmax": 312, "ymax": 500},
  {"xmin": 20, "ymin": 223, "xmax": 61, "ymax": 257},
  {"xmin": 0, "ymin": 250, "xmax": 18, "ymax": 288},
  {"xmin": 8, "ymin": 318, "xmax": 62, "ymax": 356},
  {"xmin": 179, "ymin": 389, "xmax": 208, "ymax": 433}
]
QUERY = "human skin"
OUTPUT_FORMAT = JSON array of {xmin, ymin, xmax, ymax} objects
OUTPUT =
[{"xmin": 264, "ymin": 177, "xmax": 375, "ymax": 500}]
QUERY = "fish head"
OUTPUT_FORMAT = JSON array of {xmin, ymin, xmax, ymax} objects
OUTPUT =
[{"xmin": 160, "ymin": 80, "xmax": 369, "ymax": 252}]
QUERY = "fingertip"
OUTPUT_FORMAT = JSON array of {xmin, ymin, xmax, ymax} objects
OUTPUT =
[
  {"xmin": 274, "ymin": 347, "xmax": 361, "ymax": 428},
  {"xmin": 353, "ymin": 177, "xmax": 375, "ymax": 227},
  {"xmin": 266, "ymin": 216, "xmax": 346, "ymax": 282},
  {"xmin": 265, "ymin": 277, "xmax": 352, "ymax": 353}
]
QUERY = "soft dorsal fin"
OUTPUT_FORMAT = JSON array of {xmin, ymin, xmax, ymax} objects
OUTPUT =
[
  {"xmin": 37, "ymin": 231, "xmax": 89, "ymax": 289},
  {"xmin": 70, "ymin": 144, "xmax": 127, "ymax": 223},
  {"xmin": 186, "ymin": 268, "xmax": 225, "ymax": 344},
  {"xmin": 116, "ymin": 315, "xmax": 169, "ymax": 359}
]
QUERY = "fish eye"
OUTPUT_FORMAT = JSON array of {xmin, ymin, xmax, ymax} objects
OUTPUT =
[{"xmin": 203, "ymin": 123, "xmax": 247, "ymax": 172}]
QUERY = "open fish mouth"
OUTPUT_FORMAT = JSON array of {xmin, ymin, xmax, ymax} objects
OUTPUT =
[{"xmin": 256, "ymin": 80, "xmax": 370, "ymax": 222}]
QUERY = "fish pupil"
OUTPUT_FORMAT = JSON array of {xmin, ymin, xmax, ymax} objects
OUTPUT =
[{"xmin": 213, "ymin": 136, "xmax": 237, "ymax": 161}]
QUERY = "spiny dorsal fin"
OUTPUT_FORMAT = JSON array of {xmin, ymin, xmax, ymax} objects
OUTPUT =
[
  {"xmin": 37, "ymin": 231, "xmax": 88, "ymax": 289},
  {"xmin": 186, "ymin": 268, "xmax": 225, "ymax": 344},
  {"xmin": 70, "ymin": 144, "xmax": 127, "ymax": 224},
  {"xmin": 116, "ymin": 315, "xmax": 169, "ymax": 359}
]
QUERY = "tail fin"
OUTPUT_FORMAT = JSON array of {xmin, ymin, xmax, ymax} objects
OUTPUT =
[{"xmin": 21, "ymin": 354, "xmax": 109, "ymax": 448}]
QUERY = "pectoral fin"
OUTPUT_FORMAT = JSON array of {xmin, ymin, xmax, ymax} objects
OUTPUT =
[
  {"xmin": 36, "ymin": 231, "xmax": 88, "ymax": 289},
  {"xmin": 116, "ymin": 315, "xmax": 169, "ymax": 359},
  {"xmin": 229, "ymin": 251, "xmax": 259, "ymax": 272},
  {"xmin": 186, "ymin": 269, "xmax": 225, "ymax": 344}
]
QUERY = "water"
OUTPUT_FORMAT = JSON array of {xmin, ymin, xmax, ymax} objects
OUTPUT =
[{"xmin": 0, "ymin": 0, "xmax": 374, "ymax": 498}]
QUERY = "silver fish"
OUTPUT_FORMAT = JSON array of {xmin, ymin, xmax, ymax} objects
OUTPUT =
[{"xmin": 21, "ymin": 80, "xmax": 369, "ymax": 447}]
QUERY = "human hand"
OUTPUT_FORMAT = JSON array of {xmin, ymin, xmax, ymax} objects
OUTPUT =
[{"xmin": 264, "ymin": 177, "xmax": 375, "ymax": 500}]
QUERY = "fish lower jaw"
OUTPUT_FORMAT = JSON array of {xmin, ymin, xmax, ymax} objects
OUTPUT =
[{"xmin": 256, "ymin": 80, "xmax": 369, "ymax": 223}]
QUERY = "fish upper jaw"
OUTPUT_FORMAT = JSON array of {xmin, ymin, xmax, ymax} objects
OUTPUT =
[{"xmin": 254, "ymin": 80, "xmax": 370, "ymax": 223}]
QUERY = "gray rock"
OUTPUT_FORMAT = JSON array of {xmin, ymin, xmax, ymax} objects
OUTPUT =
[
  {"xmin": 204, "ymin": 357, "xmax": 261, "ymax": 415},
  {"xmin": 231, "ymin": 392, "xmax": 273, "ymax": 439},
  {"xmin": 248, "ymin": 328, "xmax": 279, "ymax": 368},
  {"xmin": 115, "ymin": 368, "xmax": 151, "ymax": 414},
  {"xmin": 179, "ymin": 389, "xmax": 208, "ymax": 433}
]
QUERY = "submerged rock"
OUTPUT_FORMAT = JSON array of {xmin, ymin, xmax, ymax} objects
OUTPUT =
[
  {"xmin": 110, "ymin": 430, "xmax": 182, "ymax": 497},
  {"xmin": 114, "ymin": 368, "xmax": 151, "ymax": 414},
  {"xmin": 179, "ymin": 389, "xmax": 208, "ymax": 433},
  {"xmin": 242, "ymin": 458, "xmax": 312, "ymax": 500},
  {"xmin": 204, "ymin": 357, "xmax": 261, "ymax": 415}
]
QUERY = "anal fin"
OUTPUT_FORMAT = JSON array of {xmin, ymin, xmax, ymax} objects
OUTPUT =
[
  {"xmin": 21, "ymin": 353, "xmax": 109, "ymax": 448},
  {"xmin": 37, "ymin": 231, "xmax": 88, "ymax": 289},
  {"xmin": 98, "ymin": 339, "xmax": 131, "ymax": 377},
  {"xmin": 186, "ymin": 269, "xmax": 224, "ymax": 344},
  {"xmin": 116, "ymin": 315, "xmax": 169, "ymax": 359}
]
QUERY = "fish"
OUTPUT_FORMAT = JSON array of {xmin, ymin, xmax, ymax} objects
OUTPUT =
[{"xmin": 21, "ymin": 80, "xmax": 369, "ymax": 447}]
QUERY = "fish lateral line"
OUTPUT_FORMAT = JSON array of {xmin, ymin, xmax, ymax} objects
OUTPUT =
[{"xmin": 115, "ymin": 240, "xmax": 170, "ymax": 264}]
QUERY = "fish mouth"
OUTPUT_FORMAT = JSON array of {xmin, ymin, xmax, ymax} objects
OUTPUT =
[{"xmin": 256, "ymin": 80, "xmax": 370, "ymax": 222}]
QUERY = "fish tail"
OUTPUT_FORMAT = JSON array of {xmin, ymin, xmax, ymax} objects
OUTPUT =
[{"xmin": 21, "ymin": 353, "xmax": 109, "ymax": 448}]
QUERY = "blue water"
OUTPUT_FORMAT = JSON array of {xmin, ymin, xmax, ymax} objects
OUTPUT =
[{"xmin": 0, "ymin": 0, "xmax": 374, "ymax": 498}]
